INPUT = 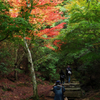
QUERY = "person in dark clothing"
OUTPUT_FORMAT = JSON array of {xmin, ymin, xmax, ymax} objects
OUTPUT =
[
  {"xmin": 53, "ymin": 80, "xmax": 65, "ymax": 100},
  {"xmin": 66, "ymin": 65, "xmax": 72, "ymax": 83},
  {"xmin": 59, "ymin": 70, "xmax": 65, "ymax": 84}
]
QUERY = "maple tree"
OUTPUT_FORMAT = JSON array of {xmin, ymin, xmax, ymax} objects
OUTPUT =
[
  {"xmin": 1, "ymin": 0, "xmax": 66, "ymax": 99},
  {"xmin": 6, "ymin": 0, "xmax": 66, "ymax": 51},
  {"xmin": 6, "ymin": 0, "xmax": 66, "ymax": 47}
]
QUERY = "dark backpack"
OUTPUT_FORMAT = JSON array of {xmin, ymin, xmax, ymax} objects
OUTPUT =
[{"xmin": 61, "ymin": 75, "xmax": 65, "ymax": 78}]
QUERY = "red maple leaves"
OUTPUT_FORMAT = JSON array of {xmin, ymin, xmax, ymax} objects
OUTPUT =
[
  {"xmin": 35, "ymin": 22, "xmax": 66, "ymax": 51},
  {"xmin": 5, "ymin": 0, "xmax": 66, "ymax": 51},
  {"xmin": 36, "ymin": 22, "xmax": 66, "ymax": 39}
]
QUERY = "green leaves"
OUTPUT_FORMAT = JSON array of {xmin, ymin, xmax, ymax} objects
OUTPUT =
[
  {"xmin": 14, "ymin": 17, "xmax": 28, "ymax": 26},
  {"xmin": 0, "ymin": 63, "xmax": 8, "ymax": 74},
  {"xmin": 58, "ymin": 0, "xmax": 100, "ymax": 66}
]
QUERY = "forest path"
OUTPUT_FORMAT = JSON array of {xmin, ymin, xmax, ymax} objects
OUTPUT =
[
  {"xmin": 44, "ymin": 74, "xmax": 100, "ymax": 100},
  {"xmin": 45, "ymin": 75, "xmax": 82, "ymax": 100}
]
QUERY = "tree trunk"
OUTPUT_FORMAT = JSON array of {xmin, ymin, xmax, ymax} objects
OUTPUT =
[
  {"xmin": 24, "ymin": 38, "xmax": 38, "ymax": 100},
  {"xmin": 14, "ymin": 48, "xmax": 25, "ymax": 80},
  {"xmin": 14, "ymin": 49, "xmax": 18, "ymax": 80}
]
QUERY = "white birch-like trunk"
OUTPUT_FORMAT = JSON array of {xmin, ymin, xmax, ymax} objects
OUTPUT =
[{"xmin": 23, "ymin": 37, "xmax": 38, "ymax": 99}]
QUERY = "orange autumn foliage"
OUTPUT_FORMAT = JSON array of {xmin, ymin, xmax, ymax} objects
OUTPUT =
[
  {"xmin": 5, "ymin": 0, "xmax": 66, "ymax": 50},
  {"xmin": 7, "ymin": 0, "xmax": 64, "ymax": 25},
  {"xmin": 29, "ymin": 6, "xmax": 65, "ymax": 26},
  {"xmin": 36, "ymin": 22, "xmax": 66, "ymax": 51},
  {"xmin": 35, "ymin": 22, "xmax": 66, "ymax": 39},
  {"xmin": 45, "ymin": 43, "xmax": 56, "ymax": 50}
]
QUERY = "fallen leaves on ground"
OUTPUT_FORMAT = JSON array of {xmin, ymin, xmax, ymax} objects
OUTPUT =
[{"xmin": 0, "ymin": 72, "xmax": 53, "ymax": 100}]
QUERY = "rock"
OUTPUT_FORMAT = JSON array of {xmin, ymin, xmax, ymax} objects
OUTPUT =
[
  {"xmin": 64, "ymin": 97, "xmax": 68, "ymax": 100},
  {"xmin": 47, "ymin": 91, "xmax": 55, "ymax": 97}
]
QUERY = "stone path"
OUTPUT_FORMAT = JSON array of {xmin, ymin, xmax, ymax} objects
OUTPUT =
[{"xmin": 47, "ymin": 77, "xmax": 82, "ymax": 100}]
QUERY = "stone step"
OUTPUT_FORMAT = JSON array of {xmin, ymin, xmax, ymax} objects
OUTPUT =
[
  {"xmin": 71, "ymin": 78, "xmax": 77, "ymax": 81},
  {"xmin": 51, "ymin": 87, "xmax": 81, "ymax": 91},
  {"xmin": 48, "ymin": 89, "xmax": 82, "ymax": 98},
  {"xmin": 64, "ymin": 82, "xmax": 80, "ymax": 85},
  {"xmin": 50, "ymin": 81, "xmax": 82, "ymax": 98},
  {"xmin": 64, "ymin": 90, "xmax": 82, "ymax": 98},
  {"xmin": 71, "ymin": 81, "xmax": 79, "ymax": 83},
  {"xmin": 63, "ymin": 82, "xmax": 80, "ymax": 88},
  {"xmin": 65, "ymin": 87, "xmax": 81, "ymax": 91},
  {"xmin": 64, "ymin": 85, "xmax": 80, "ymax": 88}
]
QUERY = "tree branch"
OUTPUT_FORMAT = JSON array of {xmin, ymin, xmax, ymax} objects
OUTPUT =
[{"xmin": 0, "ymin": 34, "xmax": 9, "ymax": 42}]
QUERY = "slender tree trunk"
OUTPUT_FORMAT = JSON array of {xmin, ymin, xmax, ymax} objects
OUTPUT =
[
  {"xmin": 24, "ymin": 37, "xmax": 38, "ymax": 100},
  {"xmin": 24, "ymin": 0, "xmax": 38, "ymax": 99},
  {"xmin": 14, "ymin": 49, "xmax": 18, "ymax": 80},
  {"xmin": 14, "ymin": 48, "xmax": 25, "ymax": 80}
]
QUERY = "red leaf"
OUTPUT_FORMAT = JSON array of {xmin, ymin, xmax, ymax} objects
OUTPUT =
[{"xmin": 25, "ymin": 37, "xmax": 31, "ymax": 40}]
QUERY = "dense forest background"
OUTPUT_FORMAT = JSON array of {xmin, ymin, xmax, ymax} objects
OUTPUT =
[{"xmin": 0, "ymin": 0, "xmax": 100, "ymax": 99}]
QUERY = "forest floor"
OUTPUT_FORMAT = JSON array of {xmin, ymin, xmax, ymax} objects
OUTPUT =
[{"xmin": 0, "ymin": 72, "xmax": 100, "ymax": 100}]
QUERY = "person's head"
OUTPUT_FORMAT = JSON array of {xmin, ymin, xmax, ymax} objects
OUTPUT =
[
  {"xmin": 56, "ymin": 80, "xmax": 61, "ymax": 85},
  {"xmin": 68, "ymin": 65, "xmax": 70, "ymax": 67}
]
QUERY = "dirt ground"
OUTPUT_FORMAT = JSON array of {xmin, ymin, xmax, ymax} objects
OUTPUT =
[{"xmin": 0, "ymin": 73, "xmax": 53, "ymax": 100}]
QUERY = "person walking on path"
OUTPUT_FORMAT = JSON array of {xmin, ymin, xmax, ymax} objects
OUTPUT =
[
  {"xmin": 59, "ymin": 69, "xmax": 65, "ymax": 84},
  {"xmin": 66, "ymin": 65, "xmax": 72, "ymax": 83},
  {"xmin": 53, "ymin": 80, "xmax": 65, "ymax": 100}
]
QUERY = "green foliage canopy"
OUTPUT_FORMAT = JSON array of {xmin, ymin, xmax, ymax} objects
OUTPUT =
[{"xmin": 59, "ymin": 0, "xmax": 100, "ymax": 64}]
